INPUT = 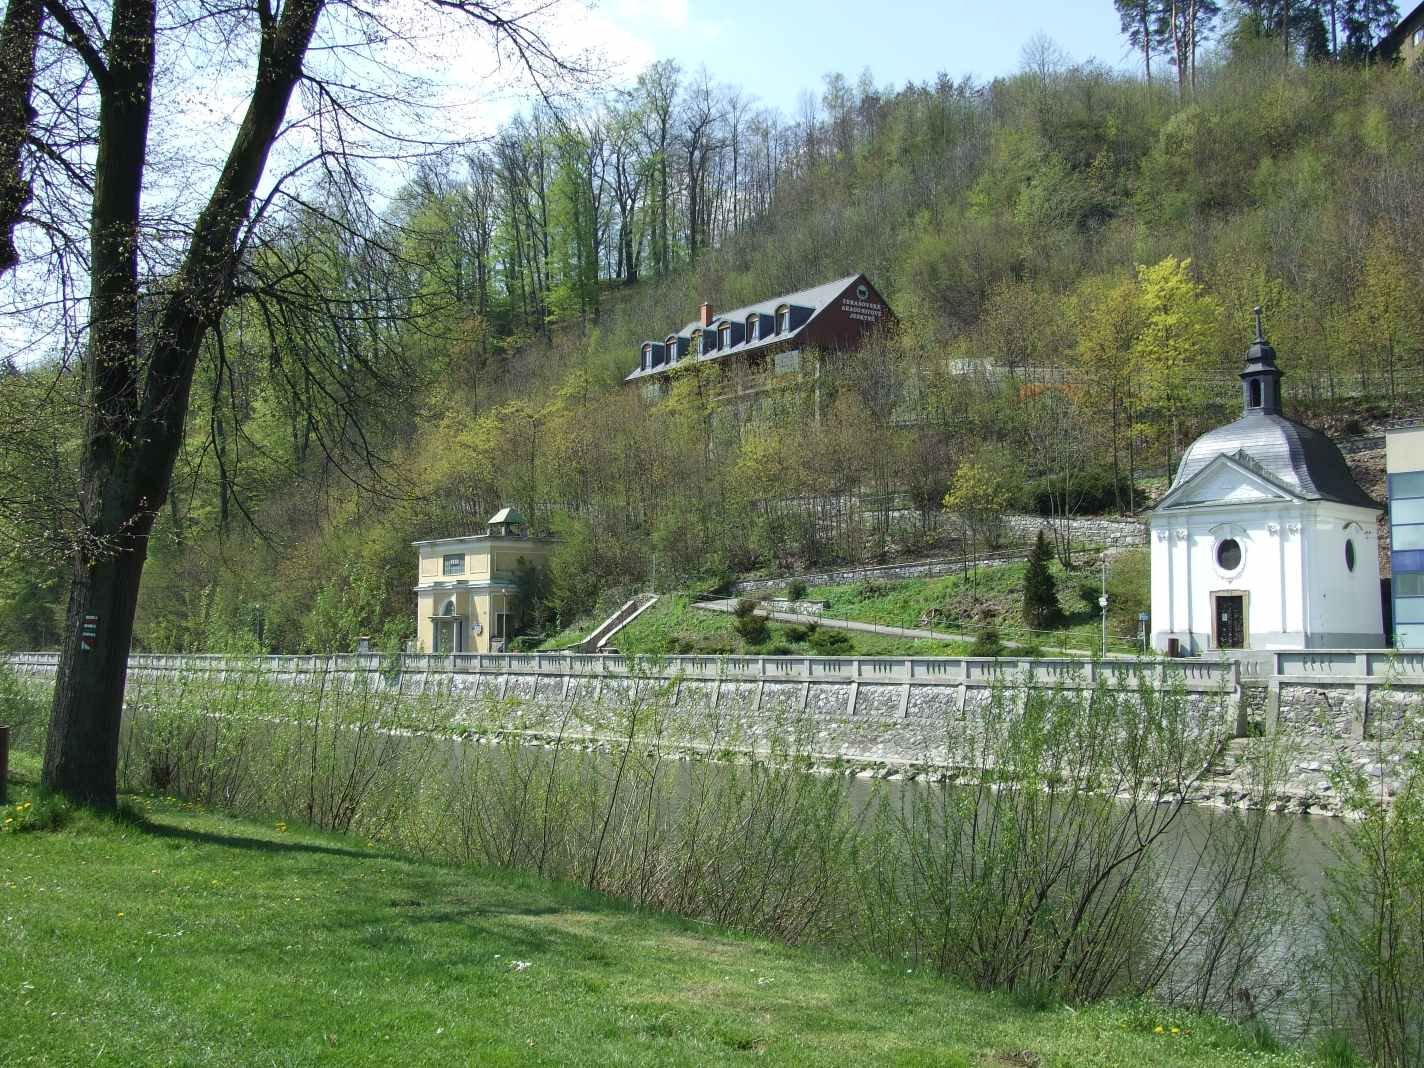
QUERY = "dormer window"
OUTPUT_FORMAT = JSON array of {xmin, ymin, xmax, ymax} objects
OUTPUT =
[
  {"xmin": 666, "ymin": 335, "xmax": 678, "ymax": 359},
  {"xmin": 719, "ymin": 322, "xmax": 732, "ymax": 349},
  {"xmin": 775, "ymin": 304, "xmax": 790, "ymax": 333},
  {"xmin": 691, "ymin": 328, "xmax": 703, "ymax": 355},
  {"xmin": 745, "ymin": 314, "xmax": 758, "ymax": 341},
  {"xmin": 641, "ymin": 343, "xmax": 652, "ymax": 371}
]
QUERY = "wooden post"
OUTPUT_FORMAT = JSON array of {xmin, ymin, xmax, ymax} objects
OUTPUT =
[{"xmin": 0, "ymin": 723, "xmax": 9, "ymax": 804}]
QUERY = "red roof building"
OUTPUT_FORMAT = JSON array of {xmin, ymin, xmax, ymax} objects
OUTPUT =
[{"xmin": 625, "ymin": 273, "xmax": 896, "ymax": 400}]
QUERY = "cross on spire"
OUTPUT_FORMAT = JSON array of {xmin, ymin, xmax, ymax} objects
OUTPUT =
[{"xmin": 1254, "ymin": 305, "xmax": 1265, "ymax": 343}]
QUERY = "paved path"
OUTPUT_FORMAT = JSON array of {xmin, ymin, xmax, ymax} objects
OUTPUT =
[{"xmin": 694, "ymin": 599, "xmax": 1098, "ymax": 658}]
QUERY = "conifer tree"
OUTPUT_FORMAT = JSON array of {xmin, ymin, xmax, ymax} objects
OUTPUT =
[{"xmin": 1023, "ymin": 530, "xmax": 1061, "ymax": 631}]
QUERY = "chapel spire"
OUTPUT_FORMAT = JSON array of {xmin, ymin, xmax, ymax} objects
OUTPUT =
[{"xmin": 1241, "ymin": 305, "xmax": 1283, "ymax": 416}]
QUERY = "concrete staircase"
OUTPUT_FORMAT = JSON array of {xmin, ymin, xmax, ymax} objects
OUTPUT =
[{"xmin": 572, "ymin": 593, "xmax": 659, "ymax": 652}]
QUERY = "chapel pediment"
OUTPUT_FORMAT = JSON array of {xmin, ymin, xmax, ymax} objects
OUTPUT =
[{"xmin": 1156, "ymin": 451, "xmax": 1301, "ymax": 511}]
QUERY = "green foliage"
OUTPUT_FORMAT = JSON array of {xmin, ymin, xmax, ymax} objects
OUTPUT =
[
  {"xmin": 807, "ymin": 628, "xmax": 852, "ymax": 656},
  {"xmin": 1106, "ymin": 549, "xmax": 1151, "ymax": 637},
  {"xmin": 1022, "ymin": 531, "xmax": 1061, "ymax": 630},
  {"xmin": 944, "ymin": 450, "xmax": 1019, "ymax": 550},
  {"xmin": 1024, "ymin": 465, "xmax": 1141, "ymax": 516},
  {"xmin": 731, "ymin": 598, "xmax": 769, "ymax": 645},
  {"xmin": 969, "ymin": 626, "xmax": 1006, "ymax": 657},
  {"xmin": 0, "ymin": 779, "xmax": 1319, "ymax": 1067},
  {"xmin": 11, "ymin": 51, "xmax": 1422, "ymax": 654},
  {"xmin": 0, "ymin": 663, "xmax": 51, "ymax": 752},
  {"xmin": 60, "ymin": 664, "xmax": 1301, "ymax": 1023},
  {"xmin": 1322, "ymin": 749, "xmax": 1424, "ymax": 1067},
  {"xmin": 304, "ymin": 559, "xmax": 406, "ymax": 655},
  {"xmin": 785, "ymin": 578, "xmax": 808, "ymax": 601}
]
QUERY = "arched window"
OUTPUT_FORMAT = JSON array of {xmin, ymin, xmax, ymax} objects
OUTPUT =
[
  {"xmin": 1249, "ymin": 380, "xmax": 1262, "ymax": 408},
  {"xmin": 441, "ymin": 598, "xmax": 456, "ymax": 616},
  {"xmin": 719, "ymin": 322, "xmax": 732, "ymax": 349},
  {"xmin": 641, "ymin": 343, "xmax": 652, "ymax": 370},
  {"xmin": 775, "ymin": 304, "xmax": 790, "ymax": 333},
  {"xmin": 666, "ymin": 335, "xmax": 678, "ymax": 359},
  {"xmin": 691, "ymin": 328, "xmax": 703, "ymax": 355}
]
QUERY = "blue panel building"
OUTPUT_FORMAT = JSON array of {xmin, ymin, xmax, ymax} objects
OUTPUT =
[{"xmin": 1387, "ymin": 424, "xmax": 1424, "ymax": 648}]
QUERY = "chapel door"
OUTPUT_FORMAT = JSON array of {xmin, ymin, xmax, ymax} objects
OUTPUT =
[{"xmin": 1215, "ymin": 595, "xmax": 1245, "ymax": 649}]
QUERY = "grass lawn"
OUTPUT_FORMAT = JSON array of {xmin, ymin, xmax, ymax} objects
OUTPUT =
[
  {"xmin": 801, "ymin": 551, "xmax": 1150, "ymax": 655},
  {"xmin": 1, "ymin": 776, "xmax": 1321, "ymax": 1067},
  {"xmin": 604, "ymin": 594, "xmax": 973, "ymax": 657}
]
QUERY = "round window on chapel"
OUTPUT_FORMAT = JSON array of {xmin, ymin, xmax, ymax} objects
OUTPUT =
[
  {"xmin": 1216, "ymin": 538, "xmax": 1242, "ymax": 571},
  {"xmin": 1345, "ymin": 539, "xmax": 1356, "ymax": 572}
]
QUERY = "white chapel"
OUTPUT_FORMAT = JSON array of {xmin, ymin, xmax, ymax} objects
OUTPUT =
[{"xmin": 1149, "ymin": 311, "xmax": 1385, "ymax": 653}]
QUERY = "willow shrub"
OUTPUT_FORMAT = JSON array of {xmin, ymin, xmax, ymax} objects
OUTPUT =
[
  {"xmin": 93, "ymin": 659, "xmax": 1299, "ymax": 1012},
  {"xmin": 1320, "ymin": 748, "xmax": 1424, "ymax": 1068}
]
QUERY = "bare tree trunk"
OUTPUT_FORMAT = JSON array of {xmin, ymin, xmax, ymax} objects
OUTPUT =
[
  {"xmin": 44, "ymin": 0, "xmax": 323, "ymax": 807},
  {"xmin": 0, "ymin": 0, "xmax": 41, "ymax": 274}
]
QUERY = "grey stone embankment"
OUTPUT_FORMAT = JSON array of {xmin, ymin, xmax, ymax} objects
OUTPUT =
[{"xmin": 8, "ymin": 647, "xmax": 1420, "ymax": 815}]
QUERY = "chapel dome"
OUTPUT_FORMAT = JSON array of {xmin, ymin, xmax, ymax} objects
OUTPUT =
[
  {"xmin": 1168, "ymin": 309, "xmax": 1379, "ymax": 511},
  {"xmin": 1171, "ymin": 410, "xmax": 1379, "ymax": 509}
]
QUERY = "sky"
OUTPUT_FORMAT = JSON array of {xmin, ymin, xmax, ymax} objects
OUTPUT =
[
  {"xmin": 571, "ymin": 0, "xmax": 1135, "ymax": 116},
  {"xmin": 1, "ymin": 0, "xmax": 1138, "ymax": 366}
]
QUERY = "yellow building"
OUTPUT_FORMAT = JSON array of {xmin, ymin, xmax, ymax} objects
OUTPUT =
[{"xmin": 413, "ymin": 508, "xmax": 554, "ymax": 653}]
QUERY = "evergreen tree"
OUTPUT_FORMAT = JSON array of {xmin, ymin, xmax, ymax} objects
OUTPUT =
[
  {"xmin": 1115, "ymin": 0, "xmax": 1164, "ymax": 82},
  {"xmin": 1340, "ymin": 0, "xmax": 1399, "ymax": 59},
  {"xmin": 1022, "ymin": 530, "xmax": 1061, "ymax": 630}
]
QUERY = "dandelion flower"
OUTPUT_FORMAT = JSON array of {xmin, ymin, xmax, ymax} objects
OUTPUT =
[{"xmin": 1153, "ymin": 1026, "xmax": 1165, "ymax": 1034}]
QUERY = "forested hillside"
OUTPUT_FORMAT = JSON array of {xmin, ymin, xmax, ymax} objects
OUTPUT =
[{"xmin": 2, "ymin": 7, "xmax": 1421, "ymax": 654}]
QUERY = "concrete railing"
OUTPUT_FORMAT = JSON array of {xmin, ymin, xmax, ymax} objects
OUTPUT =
[
  {"xmin": 4, "ymin": 649, "xmax": 1236, "ymax": 692},
  {"xmin": 1230, "ymin": 649, "xmax": 1424, "ymax": 683}
]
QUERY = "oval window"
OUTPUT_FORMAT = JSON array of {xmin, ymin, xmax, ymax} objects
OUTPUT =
[
  {"xmin": 1345, "ymin": 539, "xmax": 1356, "ymax": 572},
  {"xmin": 1216, "ymin": 538, "xmax": 1242, "ymax": 571}
]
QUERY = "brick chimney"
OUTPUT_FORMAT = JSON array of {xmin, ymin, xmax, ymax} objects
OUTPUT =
[{"xmin": 699, "ymin": 302, "xmax": 714, "ymax": 326}]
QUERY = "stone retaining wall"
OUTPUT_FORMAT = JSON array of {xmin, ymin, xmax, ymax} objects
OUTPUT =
[{"xmin": 8, "ymin": 649, "xmax": 1420, "ymax": 814}]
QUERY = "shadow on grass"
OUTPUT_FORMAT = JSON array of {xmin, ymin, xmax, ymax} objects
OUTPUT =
[{"xmin": 142, "ymin": 818, "xmax": 394, "ymax": 862}]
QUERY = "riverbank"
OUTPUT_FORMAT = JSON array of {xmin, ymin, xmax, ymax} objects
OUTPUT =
[{"xmin": 1, "ymin": 775, "xmax": 1324, "ymax": 1067}]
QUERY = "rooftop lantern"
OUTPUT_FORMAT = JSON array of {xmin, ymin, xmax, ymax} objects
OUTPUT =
[
  {"xmin": 1241, "ymin": 306, "xmax": 1283, "ymax": 416},
  {"xmin": 487, "ymin": 507, "xmax": 528, "ymax": 538}
]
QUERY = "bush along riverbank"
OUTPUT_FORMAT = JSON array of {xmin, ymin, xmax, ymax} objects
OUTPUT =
[{"xmin": 3, "ymin": 660, "xmax": 1417, "ymax": 1064}]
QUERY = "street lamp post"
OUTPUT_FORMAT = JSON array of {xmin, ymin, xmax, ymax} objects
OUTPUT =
[{"xmin": 1098, "ymin": 554, "xmax": 1109, "ymax": 659}]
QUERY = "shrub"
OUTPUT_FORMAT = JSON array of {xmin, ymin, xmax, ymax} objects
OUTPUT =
[
  {"xmin": 764, "ymin": 643, "xmax": 795, "ymax": 656},
  {"xmin": 785, "ymin": 578, "xmax": 808, "ymax": 601},
  {"xmin": 1321, "ymin": 753, "xmax": 1424, "ymax": 1067},
  {"xmin": 855, "ymin": 578, "xmax": 887, "ymax": 601},
  {"xmin": 970, "ymin": 626, "xmax": 1006, "ymax": 657},
  {"xmin": 808, "ymin": 628, "xmax": 853, "ymax": 655},
  {"xmin": 1024, "ymin": 464, "xmax": 1142, "ymax": 516},
  {"xmin": 782, "ymin": 624, "xmax": 811, "ymax": 643},
  {"xmin": 731, "ymin": 599, "xmax": 769, "ymax": 645}
]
